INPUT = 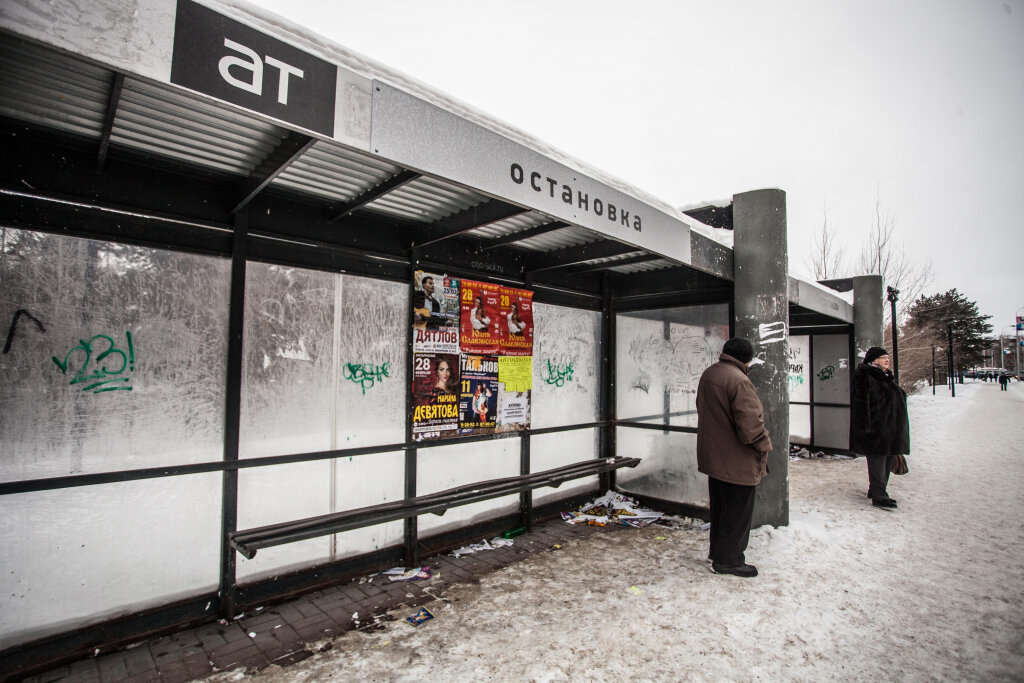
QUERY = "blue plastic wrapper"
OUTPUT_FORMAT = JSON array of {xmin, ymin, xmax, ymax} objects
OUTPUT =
[{"xmin": 406, "ymin": 607, "xmax": 434, "ymax": 626}]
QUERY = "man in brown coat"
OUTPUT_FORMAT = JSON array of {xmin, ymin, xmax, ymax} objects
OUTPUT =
[{"xmin": 696, "ymin": 337, "xmax": 773, "ymax": 578}]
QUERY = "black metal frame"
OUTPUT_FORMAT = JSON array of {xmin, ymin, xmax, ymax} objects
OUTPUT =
[{"xmin": 788, "ymin": 324, "xmax": 856, "ymax": 453}]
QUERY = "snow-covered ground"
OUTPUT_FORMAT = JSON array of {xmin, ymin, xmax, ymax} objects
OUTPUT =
[{"xmin": 209, "ymin": 380, "xmax": 1024, "ymax": 682}]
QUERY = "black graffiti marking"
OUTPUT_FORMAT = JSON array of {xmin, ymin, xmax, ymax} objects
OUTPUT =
[{"xmin": 3, "ymin": 309, "xmax": 47, "ymax": 354}]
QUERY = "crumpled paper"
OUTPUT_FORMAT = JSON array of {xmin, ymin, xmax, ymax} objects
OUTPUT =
[{"xmin": 561, "ymin": 491, "xmax": 664, "ymax": 528}]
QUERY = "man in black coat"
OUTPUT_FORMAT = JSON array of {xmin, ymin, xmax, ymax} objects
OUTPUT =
[{"xmin": 850, "ymin": 346, "xmax": 910, "ymax": 509}]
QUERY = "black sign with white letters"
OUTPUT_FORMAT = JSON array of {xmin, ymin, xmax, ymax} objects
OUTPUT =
[{"xmin": 171, "ymin": 0, "xmax": 336, "ymax": 136}]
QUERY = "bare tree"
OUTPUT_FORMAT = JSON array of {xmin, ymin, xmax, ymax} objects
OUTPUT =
[
  {"xmin": 806, "ymin": 198, "xmax": 846, "ymax": 280},
  {"xmin": 857, "ymin": 192, "xmax": 934, "ymax": 324}
]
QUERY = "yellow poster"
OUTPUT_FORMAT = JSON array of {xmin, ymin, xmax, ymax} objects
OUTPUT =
[{"xmin": 498, "ymin": 356, "xmax": 532, "ymax": 392}]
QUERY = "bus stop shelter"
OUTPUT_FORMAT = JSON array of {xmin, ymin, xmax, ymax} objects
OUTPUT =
[{"xmin": 0, "ymin": 0, "xmax": 872, "ymax": 671}]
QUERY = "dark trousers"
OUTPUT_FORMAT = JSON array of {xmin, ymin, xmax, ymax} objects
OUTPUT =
[
  {"xmin": 865, "ymin": 455, "xmax": 895, "ymax": 500},
  {"xmin": 707, "ymin": 477, "xmax": 756, "ymax": 566}
]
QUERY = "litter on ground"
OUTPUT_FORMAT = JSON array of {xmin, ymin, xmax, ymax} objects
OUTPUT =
[
  {"xmin": 561, "ymin": 490, "xmax": 664, "ymax": 528},
  {"xmin": 449, "ymin": 537, "xmax": 514, "ymax": 558}
]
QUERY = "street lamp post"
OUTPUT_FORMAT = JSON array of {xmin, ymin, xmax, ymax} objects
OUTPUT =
[
  {"xmin": 1017, "ymin": 306, "xmax": 1024, "ymax": 381},
  {"xmin": 931, "ymin": 345, "xmax": 937, "ymax": 395},
  {"xmin": 887, "ymin": 286, "xmax": 899, "ymax": 384}
]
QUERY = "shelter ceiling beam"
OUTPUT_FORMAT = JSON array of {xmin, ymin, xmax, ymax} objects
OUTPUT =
[
  {"xmin": 327, "ymin": 169, "xmax": 422, "ymax": 224},
  {"xmin": 232, "ymin": 131, "xmax": 316, "ymax": 214},
  {"xmin": 96, "ymin": 72, "xmax": 124, "ymax": 172},
  {"xmin": 413, "ymin": 199, "xmax": 529, "ymax": 249},
  {"xmin": 478, "ymin": 220, "xmax": 569, "ymax": 251}
]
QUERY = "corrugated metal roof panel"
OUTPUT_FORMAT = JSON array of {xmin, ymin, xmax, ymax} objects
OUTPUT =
[
  {"xmin": 273, "ymin": 142, "xmax": 401, "ymax": 203},
  {"xmin": 515, "ymin": 224, "xmax": 596, "ymax": 252},
  {"xmin": 366, "ymin": 176, "xmax": 487, "ymax": 222},
  {"xmin": 112, "ymin": 78, "xmax": 281, "ymax": 176},
  {"xmin": 0, "ymin": 38, "xmax": 110, "ymax": 139},
  {"xmin": 469, "ymin": 212, "xmax": 556, "ymax": 239}
]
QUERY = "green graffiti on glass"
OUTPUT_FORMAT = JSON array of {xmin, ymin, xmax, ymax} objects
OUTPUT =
[
  {"xmin": 540, "ymin": 359, "xmax": 575, "ymax": 387},
  {"xmin": 817, "ymin": 365, "xmax": 836, "ymax": 382},
  {"xmin": 52, "ymin": 332, "xmax": 135, "ymax": 393},
  {"xmin": 343, "ymin": 362, "xmax": 390, "ymax": 395}
]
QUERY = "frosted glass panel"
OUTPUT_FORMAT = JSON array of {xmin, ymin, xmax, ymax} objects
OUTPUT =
[
  {"xmin": 335, "ymin": 276, "xmax": 407, "ymax": 447},
  {"xmin": 417, "ymin": 439, "xmax": 519, "ymax": 536},
  {"xmin": 333, "ymin": 451, "xmax": 405, "ymax": 559},
  {"xmin": 0, "ymin": 474, "xmax": 220, "ymax": 649},
  {"xmin": 617, "ymin": 305, "xmax": 728, "ymax": 427},
  {"xmin": 812, "ymin": 334, "xmax": 851, "ymax": 405},
  {"xmin": 241, "ymin": 263, "xmax": 336, "ymax": 458},
  {"xmin": 530, "ymin": 429, "xmax": 601, "ymax": 505},
  {"xmin": 532, "ymin": 303, "xmax": 600, "ymax": 428},
  {"xmin": 238, "ymin": 267, "xmax": 409, "ymax": 577},
  {"xmin": 0, "ymin": 230, "xmax": 230, "ymax": 480},
  {"xmin": 615, "ymin": 429, "xmax": 706, "ymax": 507},
  {"xmin": 790, "ymin": 404, "xmax": 811, "ymax": 445},
  {"xmin": 788, "ymin": 335, "xmax": 810, "ymax": 403},
  {"xmin": 813, "ymin": 406, "xmax": 850, "ymax": 450}
]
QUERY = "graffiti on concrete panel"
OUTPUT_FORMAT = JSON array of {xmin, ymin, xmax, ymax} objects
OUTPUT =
[
  {"xmin": 52, "ymin": 332, "xmax": 135, "ymax": 393},
  {"xmin": 758, "ymin": 321, "xmax": 787, "ymax": 345},
  {"xmin": 3, "ymin": 309, "xmax": 47, "ymax": 354},
  {"xmin": 817, "ymin": 365, "xmax": 836, "ymax": 382},
  {"xmin": 343, "ymin": 362, "xmax": 390, "ymax": 395},
  {"xmin": 540, "ymin": 358, "xmax": 575, "ymax": 387}
]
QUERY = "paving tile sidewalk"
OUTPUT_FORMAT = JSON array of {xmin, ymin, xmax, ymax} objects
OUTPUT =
[{"xmin": 19, "ymin": 517, "xmax": 618, "ymax": 682}]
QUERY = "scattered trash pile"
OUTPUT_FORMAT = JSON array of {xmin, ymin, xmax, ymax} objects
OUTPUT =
[
  {"xmin": 561, "ymin": 491, "xmax": 664, "ymax": 528},
  {"xmin": 449, "ymin": 536, "xmax": 515, "ymax": 558},
  {"xmin": 789, "ymin": 445, "xmax": 854, "ymax": 461}
]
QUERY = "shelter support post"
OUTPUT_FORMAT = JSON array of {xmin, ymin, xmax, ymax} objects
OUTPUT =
[
  {"xmin": 852, "ymin": 275, "xmax": 884, "ymax": 361},
  {"xmin": 219, "ymin": 209, "xmax": 248, "ymax": 619},
  {"xmin": 732, "ymin": 189, "xmax": 789, "ymax": 528}
]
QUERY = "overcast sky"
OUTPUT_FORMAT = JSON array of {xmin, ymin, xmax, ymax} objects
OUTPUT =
[{"xmin": 246, "ymin": 0, "xmax": 1024, "ymax": 336}]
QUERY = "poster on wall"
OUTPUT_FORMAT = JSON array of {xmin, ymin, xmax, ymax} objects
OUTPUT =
[
  {"xmin": 500, "ymin": 286, "xmax": 534, "ymax": 356},
  {"xmin": 458, "ymin": 355, "xmax": 499, "ymax": 434},
  {"xmin": 460, "ymin": 280, "xmax": 502, "ymax": 354},
  {"xmin": 496, "ymin": 355, "xmax": 532, "ymax": 432},
  {"xmin": 411, "ymin": 352, "xmax": 460, "ymax": 440},
  {"xmin": 413, "ymin": 271, "xmax": 460, "ymax": 335}
]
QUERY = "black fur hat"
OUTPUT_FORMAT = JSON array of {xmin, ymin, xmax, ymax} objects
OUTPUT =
[
  {"xmin": 864, "ymin": 346, "xmax": 889, "ymax": 364},
  {"xmin": 722, "ymin": 338, "xmax": 754, "ymax": 364}
]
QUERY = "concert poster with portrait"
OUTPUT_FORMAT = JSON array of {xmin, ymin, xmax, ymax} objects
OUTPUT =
[
  {"xmin": 458, "ymin": 355, "xmax": 499, "ymax": 434},
  {"xmin": 411, "ymin": 352, "xmax": 461, "ymax": 440},
  {"xmin": 459, "ymin": 279, "xmax": 502, "ymax": 355},
  {"xmin": 499, "ymin": 286, "xmax": 534, "ymax": 356},
  {"xmin": 412, "ymin": 270, "xmax": 460, "ymax": 343}
]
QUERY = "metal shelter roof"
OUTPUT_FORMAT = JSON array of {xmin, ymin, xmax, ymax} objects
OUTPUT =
[{"xmin": 0, "ymin": 0, "xmax": 850, "ymax": 322}]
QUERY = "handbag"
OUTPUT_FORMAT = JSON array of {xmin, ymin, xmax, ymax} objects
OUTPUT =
[{"xmin": 890, "ymin": 454, "xmax": 909, "ymax": 475}]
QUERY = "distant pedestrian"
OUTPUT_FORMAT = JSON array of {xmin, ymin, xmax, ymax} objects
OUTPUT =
[
  {"xmin": 999, "ymin": 373, "xmax": 1009, "ymax": 391},
  {"xmin": 850, "ymin": 347, "xmax": 910, "ymax": 510},
  {"xmin": 696, "ymin": 337, "xmax": 773, "ymax": 578}
]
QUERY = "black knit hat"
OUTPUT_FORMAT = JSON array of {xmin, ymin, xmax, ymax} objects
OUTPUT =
[
  {"xmin": 864, "ymin": 346, "xmax": 889, "ymax": 364},
  {"xmin": 722, "ymin": 337, "xmax": 754, "ymax": 364}
]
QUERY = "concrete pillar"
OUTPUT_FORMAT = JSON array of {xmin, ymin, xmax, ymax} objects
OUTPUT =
[
  {"xmin": 732, "ymin": 189, "xmax": 789, "ymax": 528},
  {"xmin": 852, "ymin": 275, "xmax": 884, "ymax": 362}
]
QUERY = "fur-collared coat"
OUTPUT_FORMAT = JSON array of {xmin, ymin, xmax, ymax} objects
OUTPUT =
[{"xmin": 850, "ymin": 362, "xmax": 910, "ymax": 456}]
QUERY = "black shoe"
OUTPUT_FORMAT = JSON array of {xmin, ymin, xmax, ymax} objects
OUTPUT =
[
  {"xmin": 711, "ymin": 562, "xmax": 758, "ymax": 577},
  {"xmin": 872, "ymin": 497, "xmax": 897, "ymax": 509}
]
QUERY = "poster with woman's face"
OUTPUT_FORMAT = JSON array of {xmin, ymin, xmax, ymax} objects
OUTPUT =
[
  {"xmin": 500, "ymin": 286, "xmax": 534, "ymax": 356},
  {"xmin": 411, "ymin": 352, "xmax": 460, "ymax": 440}
]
